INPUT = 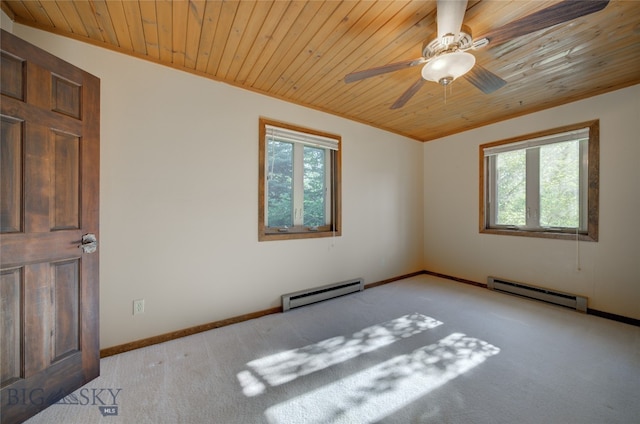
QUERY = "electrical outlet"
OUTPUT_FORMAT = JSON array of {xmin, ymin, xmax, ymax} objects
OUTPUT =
[{"xmin": 133, "ymin": 299, "xmax": 145, "ymax": 315}]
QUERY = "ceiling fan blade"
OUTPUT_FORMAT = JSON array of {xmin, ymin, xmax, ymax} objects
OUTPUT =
[
  {"xmin": 390, "ymin": 78, "xmax": 426, "ymax": 109},
  {"xmin": 477, "ymin": 0, "xmax": 610, "ymax": 47},
  {"xmin": 344, "ymin": 58, "xmax": 427, "ymax": 83},
  {"xmin": 437, "ymin": 0, "xmax": 468, "ymax": 41},
  {"xmin": 464, "ymin": 63, "xmax": 507, "ymax": 94}
]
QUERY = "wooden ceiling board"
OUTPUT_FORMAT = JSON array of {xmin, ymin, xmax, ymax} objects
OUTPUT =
[
  {"xmin": 300, "ymin": 1, "xmax": 418, "ymax": 104},
  {"xmin": 242, "ymin": 1, "xmax": 307, "ymax": 87},
  {"xmin": 251, "ymin": 0, "xmax": 325, "ymax": 90},
  {"xmin": 280, "ymin": 0, "xmax": 391, "ymax": 100},
  {"xmin": 138, "ymin": 0, "xmax": 160, "ymax": 59},
  {"xmin": 39, "ymin": 1, "xmax": 71, "ymax": 33},
  {"xmin": 154, "ymin": 0, "xmax": 172, "ymax": 63},
  {"xmin": 184, "ymin": 0, "xmax": 205, "ymax": 69},
  {"xmin": 1, "ymin": 1, "xmax": 24, "ymax": 21},
  {"xmin": 170, "ymin": 0, "xmax": 188, "ymax": 66},
  {"xmin": 198, "ymin": 0, "xmax": 230, "ymax": 75},
  {"xmin": 71, "ymin": 1, "xmax": 104, "ymax": 41},
  {"xmin": 268, "ymin": 1, "xmax": 366, "ymax": 96},
  {"xmin": 220, "ymin": 0, "xmax": 263, "ymax": 81},
  {"xmin": 232, "ymin": 1, "xmax": 289, "ymax": 84},
  {"xmin": 311, "ymin": 1, "xmax": 435, "ymax": 107},
  {"xmin": 3, "ymin": 0, "xmax": 639, "ymax": 142},
  {"xmin": 104, "ymin": 0, "xmax": 133, "ymax": 51},
  {"xmin": 90, "ymin": 0, "xmax": 120, "ymax": 46},
  {"xmin": 219, "ymin": 2, "xmax": 262, "ymax": 78},
  {"xmin": 20, "ymin": 1, "xmax": 52, "ymax": 27},
  {"xmin": 122, "ymin": 1, "xmax": 147, "ymax": 55}
]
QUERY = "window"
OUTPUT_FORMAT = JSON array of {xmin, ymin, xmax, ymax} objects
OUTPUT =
[
  {"xmin": 258, "ymin": 118, "xmax": 341, "ymax": 241},
  {"xmin": 480, "ymin": 120, "xmax": 599, "ymax": 241}
]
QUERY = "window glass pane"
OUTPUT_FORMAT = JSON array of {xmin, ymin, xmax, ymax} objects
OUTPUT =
[
  {"xmin": 303, "ymin": 146, "xmax": 326, "ymax": 227},
  {"xmin": 496, "ymin": 150, "xmax": 526, "ymax": 226},
  {"xmin": 267, "ymin": 140, "xmax": 293, "ymax": 227},
  {"xmin": 539, "ymin": 140, "xmax": 580, "ymax": 228}
]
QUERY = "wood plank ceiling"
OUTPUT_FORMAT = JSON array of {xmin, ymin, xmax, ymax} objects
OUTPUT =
[{"xmin": 2, "ymin": 0, "xmax": 639, "ymax": 141}]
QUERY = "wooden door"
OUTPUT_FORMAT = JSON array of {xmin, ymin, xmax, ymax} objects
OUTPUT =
[{"xmin": 1, "ymin": 30, "xmax": 100, "ymax": 424}]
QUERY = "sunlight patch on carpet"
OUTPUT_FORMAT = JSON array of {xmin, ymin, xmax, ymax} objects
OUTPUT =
[
  {"xmin": 264, "ymin": 333, "xmax": 500, "ymax": 424},
  {"xmin": 237, "ymin": 313, "xmax": 442, "ymax": 397}
]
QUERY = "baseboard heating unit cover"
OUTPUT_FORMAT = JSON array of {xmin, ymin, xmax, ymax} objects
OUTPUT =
[
  {"xmin": 488, "ymin": 276, "xmax": 587, "ymax": 312},
  {"xmin": 282, "ymin": 278, "xmax": 364, "ymax": 312}
]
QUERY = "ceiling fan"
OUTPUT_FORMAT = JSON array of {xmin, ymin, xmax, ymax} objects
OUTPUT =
[{"xmin": 344, "ymin": 0, "xmax": 610, "ymax": 109}]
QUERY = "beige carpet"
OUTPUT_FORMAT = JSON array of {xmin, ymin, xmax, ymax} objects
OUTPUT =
[{"xmin": 24, "ymin": 275, "xmax": 640, "ymax": 423}]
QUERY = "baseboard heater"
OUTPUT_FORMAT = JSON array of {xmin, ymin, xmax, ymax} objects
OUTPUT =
[
  {"xmin": 282, "ymin": 278, "xmax": 364, "ymax": 312},
  {"xmin": 487, "ymin": 276, "xmax": 587, "ymax": 312}
]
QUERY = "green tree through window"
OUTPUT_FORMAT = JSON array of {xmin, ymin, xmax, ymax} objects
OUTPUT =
[
  {"xmin": 267, "ymin": 141, "xmax": 293, "ymax": 227},
  {"xmin": 496, "ymin": 149, "xmax": 526, "ymax": 226},
  {"xmin": 540, "ymin": 141, "xmax": 580, "ymax": 227},
  {"xmin": 303, "ymin": 146, "xmax": 326, "ymax": 227}
]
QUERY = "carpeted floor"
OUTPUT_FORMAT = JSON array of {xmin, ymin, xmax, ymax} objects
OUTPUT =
[{"xmin": 24, "ymin": 275, "xmax": 640, "ymax": 423}]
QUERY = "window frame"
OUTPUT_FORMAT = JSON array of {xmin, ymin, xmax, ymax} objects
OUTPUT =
[
  {"xmin": 479, "ymin": 120, "xmax": 599, "ymax": 242},
  {"xmin": 258, "ymin": 117, "xmax": 342, "ymax": 241}
]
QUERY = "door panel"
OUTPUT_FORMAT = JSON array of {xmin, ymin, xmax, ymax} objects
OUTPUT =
[
  {"xmin": 52, "ymin": 259, "xmax": 80, "ymax": 361},
  {"xmin": 0, "ymin": 267, "xmax": 22, "ymax": 387},
  {"xmin": 1, "ymin": 29, "xmax": 100, "ymax": 424},
  {"xmin": 0, "ymin": 116, "xmax": 23, "ymax": 233},
  {"xmin": 52, "ymin": 130, "xmax": 81, "ymax": 230},
  {"xmin": 0, "ymin": 51, "xmax": 24, "ymax": 100},
  {"xmin": 51, "ymin": 75, "xmax": 82, "ymax": 119}
]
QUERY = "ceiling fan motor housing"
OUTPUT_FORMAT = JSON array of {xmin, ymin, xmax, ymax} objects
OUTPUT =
[{"xmin": 422, "ymin": 24, "xmax": 474, "ymax": 59}]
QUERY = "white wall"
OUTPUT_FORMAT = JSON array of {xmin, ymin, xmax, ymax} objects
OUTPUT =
[
  {"xmin": 0, "ymin": 9, "xmax": 12, "ymax": 32},
  {"xmin": 8, "ymin": 23, "xmax": 425, "ymax": 348},
  {"xmin": 424, "ymin": 85, "xmax": 640, "ymax": 319}
]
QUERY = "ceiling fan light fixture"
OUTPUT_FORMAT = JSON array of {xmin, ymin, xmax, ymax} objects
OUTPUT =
[{"xmin": 421, "ymin": 51, "xmax": 476, "ymax": 86}]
